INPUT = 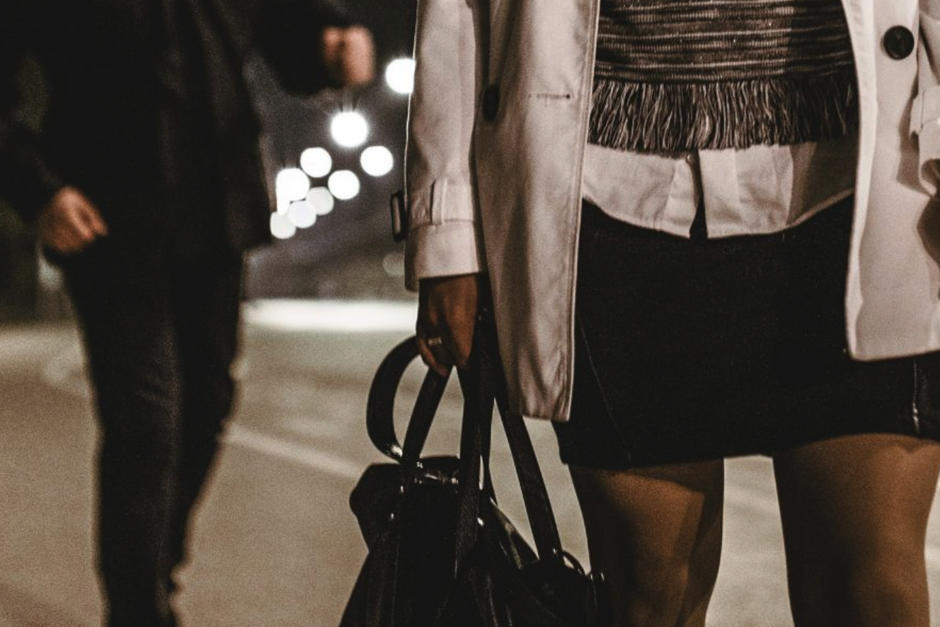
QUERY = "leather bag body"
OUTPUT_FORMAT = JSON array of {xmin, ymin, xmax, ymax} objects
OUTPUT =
[{"xmin": 341, "ymin": 323, "xmax": 608, "ymax": 627}]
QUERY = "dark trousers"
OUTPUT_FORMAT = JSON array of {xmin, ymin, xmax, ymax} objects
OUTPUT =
[{"xmin": 62, "ymin": 239, "xmax": 243, "ymax": 626}]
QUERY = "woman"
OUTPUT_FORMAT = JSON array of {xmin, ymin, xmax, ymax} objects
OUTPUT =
[{"xmin": 402, "ymin": 0, "xmax": 940, "ymax": 624}]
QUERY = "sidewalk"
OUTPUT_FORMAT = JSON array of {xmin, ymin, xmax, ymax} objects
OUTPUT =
[{"xmin": 0, "ymin": 304, "xmax": 937, "ymax": 626}]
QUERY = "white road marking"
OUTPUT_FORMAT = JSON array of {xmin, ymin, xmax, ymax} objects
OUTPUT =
[
  {"xmin": 243, "ymin": 299, "xmax": 416, "ymax": 333},
  {"xmin": 224, "ymin": 425, "xmax": 362, "ymax": 481},
  {"xmin": 41, "ymin": 343, "xmax": 90, "ymax": 399}
]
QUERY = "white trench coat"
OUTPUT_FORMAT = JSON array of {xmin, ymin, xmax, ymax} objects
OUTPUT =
[{"xmin": 403, "ymin": 0, "xmax": 940, "ymax": 422}]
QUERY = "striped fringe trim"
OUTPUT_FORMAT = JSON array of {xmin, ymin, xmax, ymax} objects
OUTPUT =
[{"xmin": 589, "ymin": 70, "xmax": 858, "ymax": 154}]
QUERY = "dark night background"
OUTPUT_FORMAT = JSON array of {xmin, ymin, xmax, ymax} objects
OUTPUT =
[{"xmin": 0, "ymin": 0, "xmax": 418, "ymax": 318}]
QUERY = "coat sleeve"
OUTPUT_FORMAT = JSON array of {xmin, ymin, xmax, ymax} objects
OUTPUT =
[
  {"xmin": 403, "ymin": 0, "xmax": 485, "ymax": 292},
  {"xmin": 912, "ymin": 2, "xmax": 940, "ymax": 182},
  {"xmin": 254, "ymin": 0, "xmax": 353, "ymax": 95},
  {"xmin": 0, "ymin": 1, "xmax": 64, "ymax": 222}
]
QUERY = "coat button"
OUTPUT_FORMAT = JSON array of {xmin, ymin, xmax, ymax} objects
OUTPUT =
[
  {"xmin": 883, "ymin": 26, "xmax": 915, "ymax": 60},
  {"xmin": 482, "ymin": 84, "xmax": 500, "ymax": 121}
]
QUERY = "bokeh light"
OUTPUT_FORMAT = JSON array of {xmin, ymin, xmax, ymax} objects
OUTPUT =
[
  {"xmin": 328, "ymin": 170, "xmax": 361, "ymax": 200},
  {"xmin": 288, "ymin": 200, "xmax": 317, "ymax": 228},
  {"xmin": 306, "ymin": 187, "xmax": 336, "ymax": 216},
  {"xmin": 385, "ymin": 58, "xmax": 416, "ymax": 95},
  {"xmin": 270, "ymin": 212, "xmax": 296, "ymax": 239},
  {"xmin": 330, "ymin": 111, "xmax": 369, "ymax": 148},
  {"xmin": 360, "ymin": 145, "xmax": 395, "ymax": 177},
  {"xmin": 275, "ymin": 168, "xmax": 310, "ymax": 203},
  {"xmin": 299, "ymin": 147, "xmax": 333, "ymax": 178},
  {"xmin": 382, "ymin": 252, "xmax": 406, "ymax": 277}
]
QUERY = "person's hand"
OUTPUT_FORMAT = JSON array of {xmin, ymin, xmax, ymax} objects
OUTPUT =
[
  {"xmin": 38, "ymin": 186, "xmax": 108, "ymax": 255},
  {"xmin": 417, "ymin": 273, "xmax": 481, "ymax": 376},
  {"xmin": 321, "ymin": 25, "xmax": 375, "ymax": 87}
]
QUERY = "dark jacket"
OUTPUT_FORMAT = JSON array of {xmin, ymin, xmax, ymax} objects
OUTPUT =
[{"xmin": 0, "ymin": 0, "xmax": 350, "ymax": 252}]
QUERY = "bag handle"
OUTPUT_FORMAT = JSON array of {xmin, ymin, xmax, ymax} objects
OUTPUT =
[
  {"xmin": 366, "ymin": 336, "xmax": 495, "ymax": 493},
  {"xmin": 460, "ymin": 320, "xmax": 565, "ymax": 563},
  {"xmin": 365, "ymin": 336, "xmax": 450, "ymax": 464},
  {"xmin": 366, "ymin": 328, "xmax": 564, "ymax": 563}
]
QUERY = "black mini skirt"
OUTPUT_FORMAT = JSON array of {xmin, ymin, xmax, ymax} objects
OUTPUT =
[{"xmin": 554, "ymin": 198, "xmax": 940, "ymax": 470}]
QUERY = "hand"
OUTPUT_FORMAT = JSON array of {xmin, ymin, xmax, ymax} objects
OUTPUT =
[
  {"xmin": 38, "ymin": 187, "xmax": 108, "ymax": 255},
  {"xmin": 417, "ymin": 273, "xmax": 481, "ymax": 376},
  {"xmin": 321, "ymin": 25, "xmax": 375, "ymax": 87}
]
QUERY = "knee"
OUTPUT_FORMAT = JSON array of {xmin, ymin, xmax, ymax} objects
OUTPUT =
[
  {"xmin": 92, "ymin": 357, "xmax": 183, "ymax": 430},
  {"xmin": 605, "ymin": 548, "xmax": 696, "ymax": 618},
  {"xmin": 93, "ymin": 366, "xmax": 183, "ymax": 472},
  {"xmin": 840, "ymin": 550, "xmax": 927, "ymax": 625},
  {"xmin": 633, "ymin": 549, "xmax": 692, "ymax": 591}
]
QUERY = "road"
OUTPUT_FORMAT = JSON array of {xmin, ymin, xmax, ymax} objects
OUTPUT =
[{"xmin": 0, "ymin": 301, "xmax": 938, "ymax": 626}]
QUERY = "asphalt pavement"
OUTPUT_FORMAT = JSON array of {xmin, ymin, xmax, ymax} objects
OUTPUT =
[{"xmin": 0, "ymin": 302, "xmax": 938, "ymax": 626}]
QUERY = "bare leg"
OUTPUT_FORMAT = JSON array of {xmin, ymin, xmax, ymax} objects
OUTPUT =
[
  {"xmin": 571, "ymin": 460, "xmax": 725, "ymax": 627},
  {"xmin": 773, "ymin": 434, "xmax": 940, "ymax": 626}
]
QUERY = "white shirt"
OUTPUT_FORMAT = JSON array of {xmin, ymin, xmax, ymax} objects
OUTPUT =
[{"xmin": 582, "ymin": 133, "xmax": 859, "ymax": 238}]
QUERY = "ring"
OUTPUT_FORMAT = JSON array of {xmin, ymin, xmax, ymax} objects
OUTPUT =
[{"xmin": 426, "ymin": 336, "xmax": 444, "ymax": 347}]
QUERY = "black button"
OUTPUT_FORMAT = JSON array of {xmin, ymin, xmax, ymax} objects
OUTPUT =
[
  {"xmin": 482, "ymin": 84, "xmax": 500, "ymax": 121},
  {"xmin": 883, "ymin": 26, "xmax": 915, "ymax": 60}
]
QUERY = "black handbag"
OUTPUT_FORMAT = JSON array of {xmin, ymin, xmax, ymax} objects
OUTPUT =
[{"xmin": 340, "ymin": 320, "xmax": 608, "ymax": 627}]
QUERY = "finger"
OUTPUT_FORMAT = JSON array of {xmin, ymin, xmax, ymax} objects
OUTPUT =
[
  {"xmin": 320, "ymin": 27, "xmax": 343, "ymax": 67},
  {"xmin": 63, "ymin": 205, "xmax": 96, "ymax": 243},
  {"xmin": 341, "ymin": 29, "xmax": 375, "ymax": 85},
  {"xmin": 449, "ymin": 315, "xmax": 477, "ymax": 369},
  {"xmin": 441, "ymin": 331, "xmax": 466, "ymax": 371},
  {"xmin": 429, "ymin": 341, "xmax": 454, "ymax": 371},
  {"xmin": 416, "ymin": 335, "xmax": 450, "ymax": 377},
  {"xmin": 78, "ymin": 202, "xmax": 108, "ymax": 236}
]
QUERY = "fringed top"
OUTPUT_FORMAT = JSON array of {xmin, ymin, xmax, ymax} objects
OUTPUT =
[{"xmin": 590, "ymin": 0, "xmax": 859, "ymax": 154}]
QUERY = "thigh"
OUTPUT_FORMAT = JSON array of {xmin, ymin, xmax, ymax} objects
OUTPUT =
[
  {"xmin": 64, "ymin": 249, "xmax": 181, "ymax": 433},
  {"xmin": 773, "ymin": 433, "xmax": 940, "ymax": 626},
  {"xmin": 572, "ymin": 461, "xmax": 725, "ymax": 625},
  {"xmin": 572, "ymin": 462, "xmax": 725, "ymax": 557},
  {"xmin": 773, "ymin": 434, "xmax": 940, "ymax": 561}
]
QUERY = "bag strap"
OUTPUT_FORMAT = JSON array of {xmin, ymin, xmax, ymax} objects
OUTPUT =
[
  {"xmin": 479, "ymin": 326, "xmax": 564, "ymax": 563},
  {"xmin": 366, "ymin": 336, "xmax": 450, "ymax": 464},
  {"xmin": 455, "ymin": 318, "xmax": 565, "ymax": 564}
]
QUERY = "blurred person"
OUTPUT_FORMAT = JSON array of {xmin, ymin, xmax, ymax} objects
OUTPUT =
[
  {"xmin": 404, "ymin": 0, "xmax": 940, "ymax": 625},
  {"xmin": 0, "ymin": 1, "xmax": 373, "ymax": 625}
]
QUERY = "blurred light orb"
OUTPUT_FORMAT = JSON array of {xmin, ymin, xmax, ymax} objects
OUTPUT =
[
  {"xmin": 307, "ymin": 187, "xmax": 336, "ymax": 216},
  {"xmin": 385, "ymin": 58, "xmax": 416, "ymax": 95},
  {"xmin": 382, "ymin": 252, "xmax": 406, "ymax": 277},
  {"xmin": 270, "ymin": 212, "xmax": 296, "ymax": 239},
  {"xmin": 299, "ymin": 147, "xmax": 333, "ymax": 178},
  {"xmin": 330, "ymin": 111, "xmax": 369, "ymax": 148},
  {"xmin": 328, "ymin": 170, "xmax": 361, "ymax": 200},
  {"xmin": 275, "ymin": 167, "xmax": 310, "ymax": 202},
  {"xmin": 360, "ymin": 146, "xmax": 395, "ymax": 177},
  {"xmin": 288, "ymin": 200, "xmax": 317, "ymax": 228},
  {"xmin": 276, "ymin": 195, "xmax": 291, "ymax": 214}
]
